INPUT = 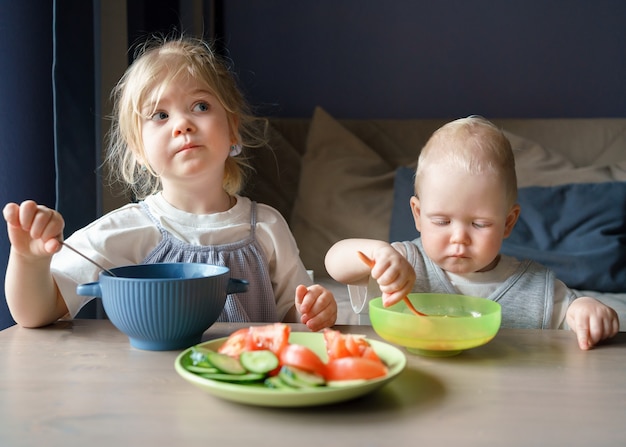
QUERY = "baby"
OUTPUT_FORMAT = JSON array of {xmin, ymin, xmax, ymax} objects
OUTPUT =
[{"xmin": 325, "ymin": 116, "xmax": 619, "ymax": 350}]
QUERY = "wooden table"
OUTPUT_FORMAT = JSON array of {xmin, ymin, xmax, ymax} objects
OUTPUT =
[{"xmin": 1, "ymin": 320, "xmax": 624, "ymax": 447}]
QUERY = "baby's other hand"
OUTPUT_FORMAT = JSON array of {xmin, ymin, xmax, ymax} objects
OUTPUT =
[
  {"xmin": 295, "ymin": 284, "xmax": 337, "ymax": 332},
  {"xmin": 369, "ymin": 245, "xmax": 416, "ymax": 307},
  {"xmin": 3, "ymin": 200, "xmax": 65, "ymax": 258},
  {"xmin": 566, "ymin": 296, "xmax": 620, "ymax": 350}
]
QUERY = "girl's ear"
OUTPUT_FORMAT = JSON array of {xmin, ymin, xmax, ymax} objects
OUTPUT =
[
  {"xmin": 410, "ymin": 196, "xmax": 422, "ymax": 232},
  {"xmin": 503, "ymin": 203, "xmax": 521, "ymax": 238},
  {"xmin": 229, "ymin": 114, "xmax": 240, "ymax": 144}
]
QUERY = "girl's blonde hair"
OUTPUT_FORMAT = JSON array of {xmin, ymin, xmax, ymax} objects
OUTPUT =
[
  {"xmin": 106, "ymin": 35, "xmax": 268, "ymax": 200},
  {"xmin": 415, "ymin": 116, "xmax": 518, "ymax": 207}
]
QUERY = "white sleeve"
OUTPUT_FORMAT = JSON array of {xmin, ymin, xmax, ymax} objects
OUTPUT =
[
  {"xmin": 254, "ymin": 204, "xmax": 312, "ymax": 321},
  {"xmin": 51, "ymin": 204, "xmax": 160, "ymax": 318},
  {"xmin": 552, "ymin": 279, "xmax": 577, "ymax": 329}
]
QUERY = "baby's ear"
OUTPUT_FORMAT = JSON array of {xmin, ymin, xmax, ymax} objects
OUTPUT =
[
  {"xmin": 409, "ymin": 196, "xmax": 422, "ymax": 232},
  {"xmin": 503, "ymin": 203, "xmax": 521, "ymax": 238}
]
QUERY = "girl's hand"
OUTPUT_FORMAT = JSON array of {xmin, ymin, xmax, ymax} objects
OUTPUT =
[
  {"xmin": 3, "ymin": 200, "xmax": 65, "ymax": 258},
  {"xmin": 369, "ymin": 245, "xmax": 416, "ymax": 308},
  {"xmin": 295, "ymin": 284, "xmax": 338, "ymax": 332},
  {"xmin": 566, "ymin": 297, "xmax": 620, "ymax": 350}
]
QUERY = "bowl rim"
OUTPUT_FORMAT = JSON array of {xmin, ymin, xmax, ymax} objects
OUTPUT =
[
  {"xmin": 100, "ymin": 262, "xmax": 231, "ymax": 280},
  {"xmin": 369, "ymin": 293, "xmax": 502, "ymax": 317}
]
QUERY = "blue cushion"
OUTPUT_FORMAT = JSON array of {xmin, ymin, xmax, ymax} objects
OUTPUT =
[
  {"xmin": 390, "ymin": 166, "xmax": 626, "ymax": 292},
  {"xmin": 501, "ymin": 182, "xmax": 626, "ymax": 292}
]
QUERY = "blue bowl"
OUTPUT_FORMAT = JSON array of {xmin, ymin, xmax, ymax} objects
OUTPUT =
[{"xmin": 77, "ymin": 263, "xmax": 248, "ymax": 351}]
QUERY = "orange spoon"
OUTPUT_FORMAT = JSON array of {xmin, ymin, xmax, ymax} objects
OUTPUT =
[{"xmin": 356, "ymin": 251, "xmax": 427, "ymax": 317}]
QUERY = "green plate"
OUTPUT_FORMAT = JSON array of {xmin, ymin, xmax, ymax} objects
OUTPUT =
[{"xmin": 174, "ymin": 332, "xmax": 406, "ymax": 407}]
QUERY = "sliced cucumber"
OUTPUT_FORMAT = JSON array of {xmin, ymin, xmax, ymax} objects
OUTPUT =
[
  {"xmin": 278, "ymin": 366, "xmax": 325, "ymax": 388},
  {"xmin": 204, "ymin": 350, "xmax": 247, "ymax": 375},
  {"xmin": 185, "ymin": 364, "xmax": 220, "ymax": 374},
  {"xmin": 200, "ymin": 372, "xmax": 266, "ymax": 383},
  {"xmin": 189, "ymin": 347, "xmax": 215, "ymax": 368},
  {"xmin": 264, "ymin": 375, "xmax": 297, "ymax": 390},
  {"xmin": 240, "ymin": 350, "xmax": 279, "ymax": 374}
]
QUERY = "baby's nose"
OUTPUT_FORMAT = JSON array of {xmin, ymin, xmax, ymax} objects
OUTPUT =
[{"xmin": 450, "ymin": 226, "xmax": 470, "ymax": 244}]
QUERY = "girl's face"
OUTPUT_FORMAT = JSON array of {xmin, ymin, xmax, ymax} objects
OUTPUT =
[
  {"xmin": 410, "ymin": 164, "xmax": 519, "ymax": 274},
  {"xmin": 140, "ymin": 75, "xmax": 234, "ymax": 194}
]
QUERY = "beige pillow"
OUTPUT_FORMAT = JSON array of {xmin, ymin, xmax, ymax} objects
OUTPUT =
[
  {"xmin": 290, "ymin": 110, "xmax": 626, "ymax": 276},
  {"xmin": 243, "ymin": 123, "xmax": 303, "ymax": 220},
  {"xmin": 290, "ymin": 107, "xmax": 397, "ymax": 275},
  {"xmin": 507, "ymin": 130, "xmax": 626, "ymax": 187}
]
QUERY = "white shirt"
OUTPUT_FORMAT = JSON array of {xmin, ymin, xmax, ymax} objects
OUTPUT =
[{"xmin": 52, "ymin": 194, "xmax": 310, "ymax": 319}]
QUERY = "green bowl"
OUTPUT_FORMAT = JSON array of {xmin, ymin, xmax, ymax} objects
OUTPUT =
[{"xmin": 369, "ymin": 293, "xmax": 502, "ymax": 357}]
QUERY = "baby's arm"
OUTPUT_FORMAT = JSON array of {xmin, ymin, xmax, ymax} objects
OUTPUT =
[
  {"xmin": 566, "ymin": 296, "xmax": 619, "ymax": 350},
  {"xmin": 294, "ymin": 284, "xmax": 337, "ymax": 331},
  {"xmin": 3, "ymin": 201, "xmax": 69, "ymax": 327},
  {"xmin": 325, "ymin": 238, "xmax": 416, "ymax": 307},
  {"xmin": 325, "ymin": 238, "xmax": 393, "ymax": 285}
]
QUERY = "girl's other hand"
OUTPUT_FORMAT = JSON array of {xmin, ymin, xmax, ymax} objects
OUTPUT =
[
  {"xmin": 295, "ymin": 284, "xmax": 338, "ymax": 332},
  {"xmin": 3, "ymin": 200, "xmax": 65, "ymax": 258}
]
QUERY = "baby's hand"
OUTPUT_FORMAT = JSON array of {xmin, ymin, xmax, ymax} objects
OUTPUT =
[
  {"xmin": 566, "ymin": 296, "xmax": 620, "ymax": 350},
  {"xmin": 295, "ymin": 284, "xmax": 337, "ymax": 332},
  {"xmin": 369, "ymin": 245, "xmax": 416, "ymax": 307},
  {"xmin": 3, "ymin": 200, "xmax": 65, "ymax": 258}
]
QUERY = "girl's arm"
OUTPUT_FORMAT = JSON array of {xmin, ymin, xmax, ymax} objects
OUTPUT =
[{"xmin": 3, "ymin": 201, "xmax": 69, "ymax": 327}]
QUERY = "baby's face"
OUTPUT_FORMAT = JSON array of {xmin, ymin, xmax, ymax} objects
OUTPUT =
[{"xmin": 411, "ymin": 164, "xmax": 517, "ymax": 274}]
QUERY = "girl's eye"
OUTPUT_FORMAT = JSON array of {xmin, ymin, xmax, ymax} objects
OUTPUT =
[
  {"xmin": 193, "ymin": 102, "xmax": 210, "ymax": 112},
  {"xmin": 473, "ymin": 222, "xmax": 491, "ymax": 229},
  {"xmin": 150, "ymin": 111, "xmax": 168, "ymax": 121}
]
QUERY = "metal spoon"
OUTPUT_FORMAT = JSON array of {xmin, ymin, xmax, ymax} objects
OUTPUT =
[
  {"xmin": 62, "ymin": 241, "xmax": 117, "ymax": 277},
  {"xmin": 356, "ymin": 251, "xmax": 427, "ymax": 317}
]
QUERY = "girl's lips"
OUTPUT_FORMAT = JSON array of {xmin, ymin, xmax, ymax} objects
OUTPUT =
[{"xmin": 177, "ymin": 143, "xmax": 199, "ymax": 153}]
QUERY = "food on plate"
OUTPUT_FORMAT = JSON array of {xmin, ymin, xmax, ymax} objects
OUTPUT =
[
  {"xmin": 325, "ymin": 357, "xmax": 389, "ymax": 381},
  {"xmin": 182, "ymin": 324, "xmax": 389, "ymax": 389}
]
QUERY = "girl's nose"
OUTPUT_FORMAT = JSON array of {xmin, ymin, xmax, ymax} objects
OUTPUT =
[{"xmin": 172, "ymin": 117, "xmax": 195, "ymax": 136}]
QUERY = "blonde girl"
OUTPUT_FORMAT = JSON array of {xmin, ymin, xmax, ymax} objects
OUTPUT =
[{"xmin": 4, "ymin": 35, "xmax": 337, "ymax": 330}]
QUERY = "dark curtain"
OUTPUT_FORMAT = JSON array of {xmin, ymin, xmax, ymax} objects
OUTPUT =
[
  {"xmin": 0, "ymin": 0, "xmax": 99, "ymax": 329},
  {"xmin": 0, "ymin": 0, "xmax": 217, "ymax": 329}
]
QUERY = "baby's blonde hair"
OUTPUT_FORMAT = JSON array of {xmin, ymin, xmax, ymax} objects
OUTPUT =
[
  {"xmin": 106, "ymin": 35, "xmax": 268, "ymax": 200},
  {"xmin": 415, "ymin": 116, "xmax": 518, "ymax": 207}
]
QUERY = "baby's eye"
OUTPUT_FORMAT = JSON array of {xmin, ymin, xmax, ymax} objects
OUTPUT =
[
  {"xmin": 432, "ymin": 219, "xmax": 449, "ymax": 226},
  {"xmin": 193, "ymin": 102, "xmax": 210, "ymax": 112},
  {"xmin": 150, "ymin": 111, "xmax": 168, "ymax": 121},
  {"xmin": 472, "ymin": 222, "xmax": 491, "ymax": 229}
]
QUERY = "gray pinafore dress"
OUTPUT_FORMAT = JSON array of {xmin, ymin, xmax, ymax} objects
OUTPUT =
[
  {"xmin": 139, "ymin": 201, "xmax": 278, "ymax": 323},
  {"xmin": 396, "ymin": 239, "xmax": 559, "ymax": 329}
]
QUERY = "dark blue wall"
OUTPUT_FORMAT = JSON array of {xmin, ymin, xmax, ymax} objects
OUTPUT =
[{"xmin": 220, "ymin": 0, "xmax": 626, "ymax": 119}]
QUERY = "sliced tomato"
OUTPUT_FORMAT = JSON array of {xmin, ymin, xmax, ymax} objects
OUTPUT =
[
  {"xmin": 359, "ymin": 346, "xmax": 383, "ymax": 363},
  {"xmin": 246, "ymin": 323, "xmax": 291, "ymax": 356},
  {"xmin": 325, "ymin": 357, "xmax": 388, "ymax": 381},
  {"xmin": 279, "ymin": 344, "xmax": 327, "ymax": 377},
  {"xmin": 323, "ymin": 328, "xmax": 351, "ymax": 361},
  {"xmin": 323, "ymin": 329, "xmax": 382, "ymax": 363},
  {"xmin": 345, "ymin": 334, "xmax": 373, "ymax": 357},
  {"xmin": 217, "ymin": 328, "xmax": 250, "ymax": 357}
]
